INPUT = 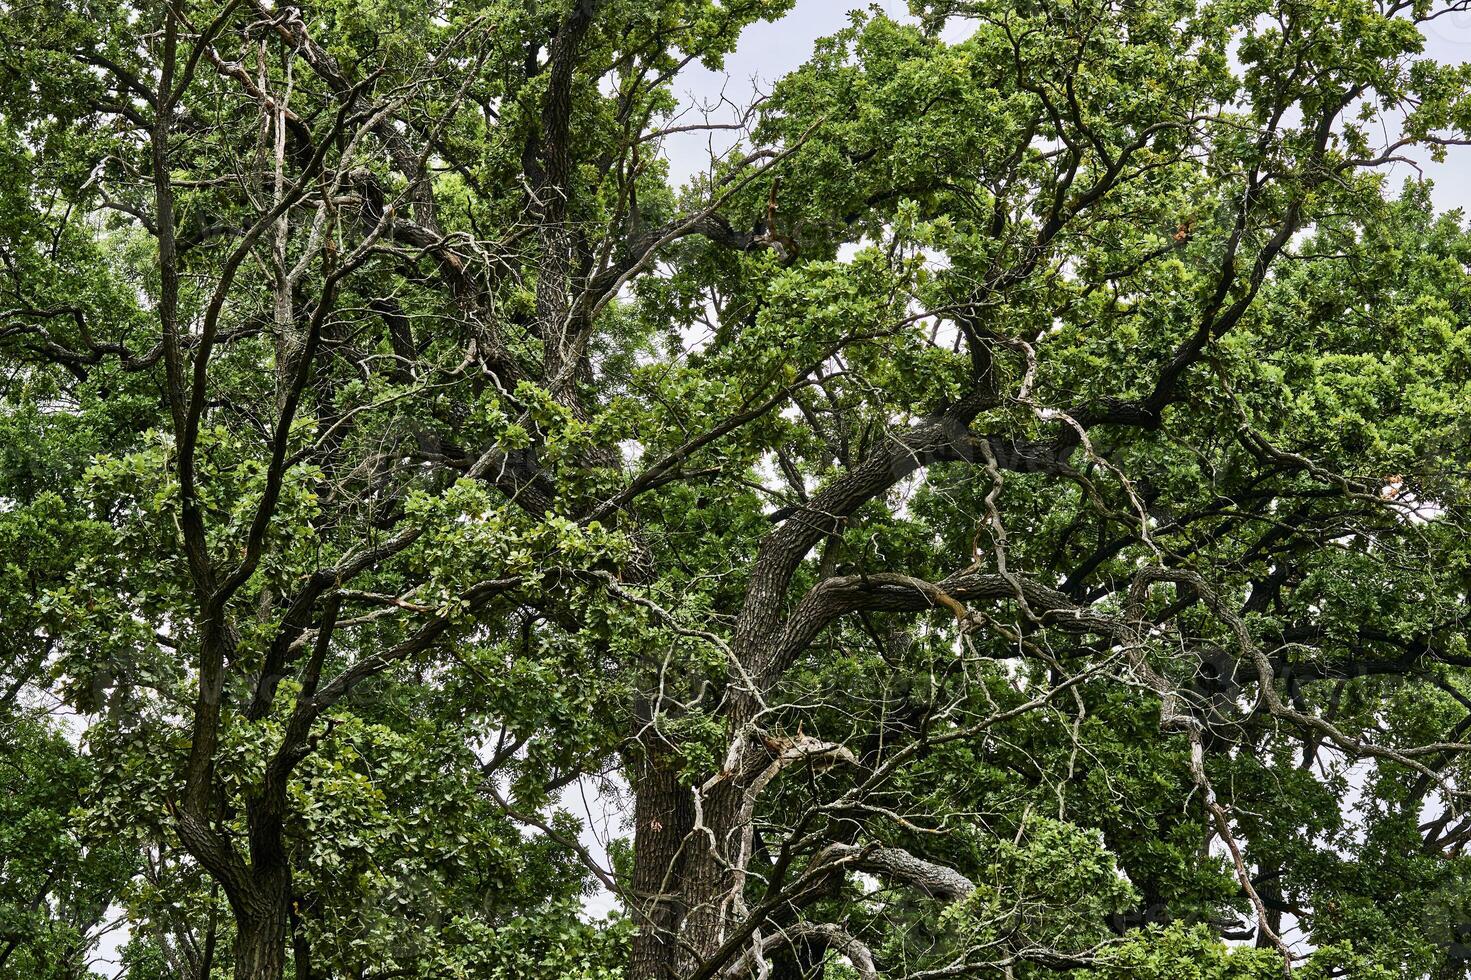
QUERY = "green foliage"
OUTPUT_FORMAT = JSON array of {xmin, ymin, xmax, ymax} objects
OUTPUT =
[
  {"xmin": 3, "ymin": 0, "xmax": 1471, "ymax": 977},
  {"xmin": 0, "ymin": 711, "xmax": 136, "ymax": 978}
]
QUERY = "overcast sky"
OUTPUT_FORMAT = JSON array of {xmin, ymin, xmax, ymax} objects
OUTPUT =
[{"xmin": 663, "ymin": 0, "xmax": 1471, "ymax": 213}]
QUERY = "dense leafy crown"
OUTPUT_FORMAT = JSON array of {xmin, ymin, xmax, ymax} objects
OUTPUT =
[{"xmin": 3, "ymin": 0, "xmax": 1471, "ymax": 978}]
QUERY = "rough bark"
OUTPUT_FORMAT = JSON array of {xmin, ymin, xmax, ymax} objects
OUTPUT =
[
  {"xmin": 232, "ymin": 913, "xmax": 288, "ymax": 980},
  {"xmin": 629, "ymin": 742, "xmax": 697, "ymax": 979}
]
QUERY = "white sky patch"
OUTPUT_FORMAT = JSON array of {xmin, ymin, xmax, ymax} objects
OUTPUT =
[
  {"xmin": 660, "ymin": 2, "xmax": 973, "ymax": 187},
  {"xmin": 559, "ymin": 772, "xmax": 634, "ymax": 920}
]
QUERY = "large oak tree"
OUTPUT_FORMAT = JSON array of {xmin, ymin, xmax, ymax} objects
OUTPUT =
[{"xmin": 5, "ymin": 0, "xmax": 1471, "ymax": 977}]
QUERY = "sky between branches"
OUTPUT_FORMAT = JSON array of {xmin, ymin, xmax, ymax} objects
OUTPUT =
[{"xmin": 663, "ymin": 0, "xmax": 1471, "ymax": 212}]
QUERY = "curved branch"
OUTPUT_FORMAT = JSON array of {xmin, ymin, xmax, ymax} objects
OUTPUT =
[{"xmin": 815, "ymin": 843, "xmax": 976, "ymax": 902}]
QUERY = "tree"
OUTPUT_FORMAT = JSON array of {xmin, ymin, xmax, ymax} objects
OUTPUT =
[
  {"xmin": 0, "ymin": 710, "xmax": 134, "ymax": 979},
  {"xmin": 3, "ymin": 0, "xmax": 1471, "ymax": 977}
]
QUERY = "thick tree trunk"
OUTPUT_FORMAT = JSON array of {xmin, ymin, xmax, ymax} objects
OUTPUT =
[
  {"xmin": 233, "ymin": 901, "xmax": 289, "ymax": 980},
  {"xmin": 671, "ymin": 793, "xmax": 738, "ymax": 977},
  {"xmin": 629, "ymin": 739, "xmax": 696, "ymax": 979},
  {"xmin": 231, "ymin": 788, "xmax": 294, "ymax": 980},
  {"xmin": 628, "ymin": 684, "xmax": 765, "ymax": 979}
]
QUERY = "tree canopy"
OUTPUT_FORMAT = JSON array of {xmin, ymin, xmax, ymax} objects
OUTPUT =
[{"xmin": 4, "ymin": 0, "xmax": 1471, "ymax": 977}]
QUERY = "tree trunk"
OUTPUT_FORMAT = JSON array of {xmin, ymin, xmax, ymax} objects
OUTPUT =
[
  {"xmin": 233, "ymin": 903, "xmax": 289, "ymax": 980},
  {"xmin": 670, "ymin": 769, "xmax": 750, "ymax": 978},
  {"xmin": 232, "ymin": 818, "xmax": 292, "ymax": 980},
  {"xmin": 629, "ymin": 740, "xmax": 695, "ymax": 979}
]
